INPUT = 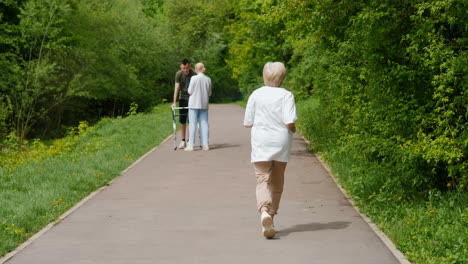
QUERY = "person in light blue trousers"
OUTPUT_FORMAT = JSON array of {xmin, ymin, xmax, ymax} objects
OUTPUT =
[{"xmin": 185, "ymin": 62, "xmax": 212, "ymax": 151}]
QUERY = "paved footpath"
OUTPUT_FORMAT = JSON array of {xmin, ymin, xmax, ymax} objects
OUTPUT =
[{"xmin": 5, "ymin": 105, "xmax": 401, "ymax": 264}]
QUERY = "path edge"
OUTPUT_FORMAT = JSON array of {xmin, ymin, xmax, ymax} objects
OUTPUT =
[
  {"xmin": 301, "ymin": 136, "xmax": 411, "ymax": 264},
  {"xmin": 0, "ymin": 134, "xmax": 173, "ymax": 264}
]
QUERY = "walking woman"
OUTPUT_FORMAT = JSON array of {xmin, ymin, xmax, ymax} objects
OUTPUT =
[{"xmin": 243, "ymin": 62, "xmax": 297, "ymax": 239}]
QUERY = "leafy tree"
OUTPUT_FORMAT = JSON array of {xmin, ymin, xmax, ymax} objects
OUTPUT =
[
  {"xmin": 164, "ymin": 0, "xmax": 239, "ymax": 102},
  {"xmin": 226, "ymin": 1, "xmax": 279, "ymax": 92},
  {"xmin": 0, "ymin": 1, "xmax": 23, "ymax": 139},
  {"xmin": 7, "ymin": 0, "xmax": 72, "ymax": 139}
]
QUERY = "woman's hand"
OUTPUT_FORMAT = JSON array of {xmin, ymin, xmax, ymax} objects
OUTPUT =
[{"xmin": 287, "ymin": 123, "xmax": 296, "ymax": 133}]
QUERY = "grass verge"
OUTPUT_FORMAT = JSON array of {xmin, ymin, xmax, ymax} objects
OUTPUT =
[
  {"xmin": 0, "ymin": 104, "xmax": 173, "ymax": 257},
  {"xmin": 296, "ymin": 98, "xmax": 467, "ymax": 264}
]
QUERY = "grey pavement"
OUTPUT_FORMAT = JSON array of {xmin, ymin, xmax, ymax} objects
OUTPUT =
[{"xmin": 5, "ymin": 104, "xmax": 400, "ymax": 264}]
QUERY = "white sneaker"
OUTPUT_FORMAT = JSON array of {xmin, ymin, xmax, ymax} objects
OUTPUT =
[
  {"xmin": 178, "ymin": 141, "xmax": 186, "ymax": 149},
  {"xmin": 184, "ymin": 146, "xmax": 194, "ymax": 151},
  {"xmin": 202, "ymin": 146, "xmax": 210, "ymax": 151},
  {"xmin": 261, "ymin": 211, "xmax": 275, "ymax": 239}
]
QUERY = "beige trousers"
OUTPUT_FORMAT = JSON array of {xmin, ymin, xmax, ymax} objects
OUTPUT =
[{"xmin": 254, "ymin": 161, "xmax": 287, "ymax": 215}]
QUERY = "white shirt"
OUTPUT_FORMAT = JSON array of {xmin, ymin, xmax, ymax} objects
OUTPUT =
[
  {"xmin": 243, "ymin": 86, "xmax": 297, "ymax": 162},
  {"xmin": 188, "ymin": 73, "xmax": 212, "ymax": 109}
]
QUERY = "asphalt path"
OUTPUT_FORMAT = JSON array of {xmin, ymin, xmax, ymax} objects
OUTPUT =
[{"xmin": 5, "ymin": 104, "xmax": 400, "ymax": 264}]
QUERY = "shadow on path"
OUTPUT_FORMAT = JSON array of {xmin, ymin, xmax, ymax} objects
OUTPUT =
[
  {"xmin": 278, "ymin": 221, "xmax": 351, "ymax": 237},
  {"xmin": 209, "ymin": 143, "xmax": 240, "ymax": 150},
  {"xmin": 289, "ymin": 149, "xmax": 312, "ymax": 157}
]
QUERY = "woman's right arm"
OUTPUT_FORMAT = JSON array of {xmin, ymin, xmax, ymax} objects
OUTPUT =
[{"xmin": 244, "ymin": 94, "xmax": 255, "ymax": 128}]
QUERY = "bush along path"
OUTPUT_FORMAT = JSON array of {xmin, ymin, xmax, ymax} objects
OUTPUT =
[{"xmin": 297, "ymin": 98, "xmax": 467, "ymax": 264}]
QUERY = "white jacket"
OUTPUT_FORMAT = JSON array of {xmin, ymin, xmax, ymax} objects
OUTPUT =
[
  {"xmin": 188, "ymin": 73, "xmax": 212, "ymax": 109},
  {"xmin": 243, "ymin": 86, "xmax": 297, "ymax": 162}
]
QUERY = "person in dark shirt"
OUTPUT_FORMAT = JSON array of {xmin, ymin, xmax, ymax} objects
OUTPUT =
[{"xmin": 172, "ymin": 58, "xmax": 196, "ymax": 149}]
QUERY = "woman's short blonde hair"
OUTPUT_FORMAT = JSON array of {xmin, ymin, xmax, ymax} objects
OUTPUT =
[
  {"xmin": 195, "ymin": 62, "xmax": 205, "ymax": 72},
  {"xmin": 263, "ymin": 62, "xmax": 286, "ymax": 87}
]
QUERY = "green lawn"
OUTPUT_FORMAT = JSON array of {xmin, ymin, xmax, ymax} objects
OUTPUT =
[{"xmin": 0, "ymin": 104, "xmax": 173, "ymax": 257}]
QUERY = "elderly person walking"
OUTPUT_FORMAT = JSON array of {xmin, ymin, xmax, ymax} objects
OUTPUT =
[
  {"xmin": 185, "ymin": 62, "xmax": 212, "ymax": 151},
  {"xmin": 243, "ymin": 62, "xmax": 297, "ymax": 239}
]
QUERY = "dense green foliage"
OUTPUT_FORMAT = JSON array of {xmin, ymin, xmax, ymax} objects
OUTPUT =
[
  {"xmin": 0, "ymin": 103, "xmax": 173, "ymax": 256},
  {"xmin": 227, "ymin": 0, "xmax": 467, "ymax": 193},
  {"xmin": 163, "ymin": 0, "xmax": 239, "ymax": 103},
  {"xmin": 0, "ymin": 0, "xmax": 238, "ymax": 140},
  {"xmin": 0, "ymin": 0, "xmax": 170, "ymax": 139},
  {"xmin": 298, "ymin": 99, "xmax": 467, "ymax": 263}
]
